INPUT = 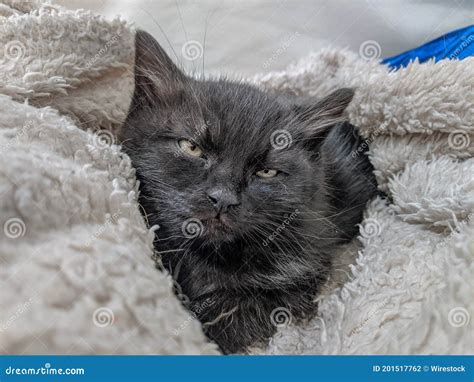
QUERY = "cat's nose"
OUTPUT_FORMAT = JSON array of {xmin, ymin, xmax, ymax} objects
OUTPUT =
[{"xmin": 207, "ymin": 188, "xmax": 240, "ymax": 214}]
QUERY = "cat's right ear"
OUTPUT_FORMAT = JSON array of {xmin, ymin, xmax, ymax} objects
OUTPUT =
[
  {"xmin": 132, "ymin": 30, "xmax": 187, "ymax": 108},
  {"xmin": 293, "ymin": 88, "xmax": 354, "ymax": 135}
]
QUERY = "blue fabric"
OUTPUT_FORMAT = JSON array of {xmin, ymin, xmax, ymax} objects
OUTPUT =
[{"xmin": 382, "ymin": 25, "xmax": 474, "ymax": 70}]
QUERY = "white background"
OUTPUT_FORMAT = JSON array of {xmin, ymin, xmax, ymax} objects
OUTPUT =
[{"xmin": 58, "ymin": 0, "xmax": 473, "ymax": 76}]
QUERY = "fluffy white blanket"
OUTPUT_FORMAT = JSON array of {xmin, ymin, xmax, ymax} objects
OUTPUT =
[{"xmin": 0, "ymin": 1, "xmax": 472, "ymax": 355}]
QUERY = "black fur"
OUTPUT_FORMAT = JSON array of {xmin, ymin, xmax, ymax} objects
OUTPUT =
[{"xmin": 120, "ymin": 31, "xmax": 378, "ymax": 353}]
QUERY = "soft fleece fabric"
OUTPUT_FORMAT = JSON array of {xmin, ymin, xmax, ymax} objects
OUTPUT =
[{"xmin": 0, "ymin": 1, "xmax": 472, "ymax": 354}]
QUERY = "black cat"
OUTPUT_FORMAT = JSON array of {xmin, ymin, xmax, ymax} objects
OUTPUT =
[{"xmin": 120, "ymin": 31, "xmax": 378, "ymax": 353}]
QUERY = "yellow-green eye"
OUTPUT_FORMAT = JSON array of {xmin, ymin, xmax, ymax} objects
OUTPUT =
[
  {"xmin": 178, "ymin": 139, "xmax": 203, "ymax": 157},
  {"xmin": 256, "ymin": 169, "xmax": 278, "ymax": 178}
]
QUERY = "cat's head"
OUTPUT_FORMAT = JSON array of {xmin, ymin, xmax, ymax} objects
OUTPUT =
[{"xmin": 121, "ymin": 31, "xmax": 354, "ymax": 250}]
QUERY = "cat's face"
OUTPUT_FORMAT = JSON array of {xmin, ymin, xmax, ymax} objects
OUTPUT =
[{"xmin": 121, "ymin": 31, "xmax": 354, "ymax": 250}]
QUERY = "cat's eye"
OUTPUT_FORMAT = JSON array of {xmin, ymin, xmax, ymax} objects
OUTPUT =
[
  {"xmin": 256, "ymin": 169, "xmax": 278, "ymax": 178},
  {"xmin": 178, "ymin": 139, "xmax": 203, "ymax": 158}
]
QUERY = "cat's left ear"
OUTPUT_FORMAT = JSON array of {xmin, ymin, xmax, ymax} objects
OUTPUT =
[
  {"xmin": 293, "ymin": 88, "xmax": 354, "ymax": 138},
  {"xmin": 131, "ymin": 30, "xmax": 187, "ymax": 108}
]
